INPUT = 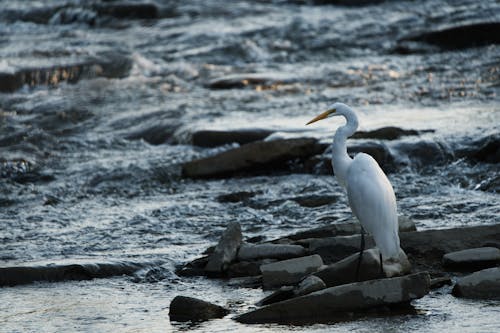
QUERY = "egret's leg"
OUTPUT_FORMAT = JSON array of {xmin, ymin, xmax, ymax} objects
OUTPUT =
[
  {"xmin": 355, "ymin": 227, "xmax": 365, "ymax": 281},
  {"xmin": 379, "ymin": 252, "xmax": 384, "ymax": 278}
]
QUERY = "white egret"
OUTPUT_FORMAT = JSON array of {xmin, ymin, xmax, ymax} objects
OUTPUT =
[{"xmin": 306, "ymin": 102, "xmax": 400, "ymax": 278}]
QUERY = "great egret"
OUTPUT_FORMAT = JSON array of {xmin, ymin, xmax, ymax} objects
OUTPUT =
[{"xmin": 306, "ymin": 102, "xmax": 400, "ymax": 278}]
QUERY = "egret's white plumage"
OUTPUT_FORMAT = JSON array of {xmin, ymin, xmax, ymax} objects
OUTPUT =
[{"xmin": 307, "ymin": 102, "xmax": 400, "ymax": 260}]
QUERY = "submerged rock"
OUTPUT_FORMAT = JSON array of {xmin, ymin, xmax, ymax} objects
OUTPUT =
[
  {"xmin": 452, "ymin": 267, "xmax": 500, "ymax": 300},
  {"xmin": 261, "ymin": 254, "xmax": 324, "ymax": 289},
  {"xmin": 314, "ymin": 248, "xmax": 411, "ymax": 287},
  {"xmin": 182, "ymin": 138, "xmax": 323, "ymax": 178},
  {"xmin": 205, "ymin": 222, "xmax": 243, "ymax": 275},
  {"xmin": 443, "ymin": 247, "xmax": 500, "ymax": 271},
  {"xmin": 404, "ymin": 22, "xmax": 500, "ymax": 50},
  {"xmin": 0, "ymin": 52, "xmax": 132, "ymax": 92},
  {"xmin": 169, "ymin": 296, "xmax": 229, "ymax": 322},
  {"xmin": 351, "ymin": 127, "xmax": 432, "ymax": 140},
  {"xmin": 92, "ymin": 2, "xmax": 159, "ymax": 19},
  {"xmin": 237, "ymin": 243, "xmax": 306, "ymax": 261},
  {"xmin": 0, "ymin": 260, "xmax": 158, "ymax": 286},
  {"xmin": 208, "ymin": 73, "xmax": 296, "ymax": 89},
  {"xmin": 235, "ymin": 272, "xmax": 430, "ymax": 324},
  {"xmin": 192, "ymin": 129, "xmax": 274, "ymax": 147}
]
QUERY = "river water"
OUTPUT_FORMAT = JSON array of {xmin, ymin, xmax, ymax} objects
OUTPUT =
[{"xmin": 0, "ymin": 0, "xmax": 499, "ymax": 332}]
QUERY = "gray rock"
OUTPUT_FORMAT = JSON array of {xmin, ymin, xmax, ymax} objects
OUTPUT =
[
  {"xmin": 351, "ymin": 127, "xmax": 433, "ymax": 140},
  {"xmin": 295, "ymin": 275, "xmax": 326, "ymax": 297},
  {"xmin": 208, "ymin": 73, "xmax": 296, "ymax": 89},
  {"xmin": 306, "ymin": 224, "xmax": 500, "ymax": 266},
  {"xmin": 278, "ymin": 215, "xmax": 415, "ymax": 243},
  {"xmin": 403, "ymin": 22, "xmax": 500, "ymax": 50},
  {"xmin": 430, "ymin": 276, "xmax": 452, "ymax": 289},
  {"xmin": 314, "ymin": 248, "xmax": 411, "ymax": 287},
  {"xmin": 235, "ymin": 272, "xmax": 430, "ymax": 324},
  {"xmin": 182, "ymin": 138, "xmax": 323, "ymax": 178},
  {"xmin": 348, "ymin": 142, "xmax": 394, "ymax": 172},
  {"xmin": 452, "ymin": 267, "xmax": 500, "ymax": 300},
  {"xmin": 192, "ymin": 129, "xmax": 274, "ymax": 147},
  {"xmin": 205, "ymin": 222, "xmax": 242, "ymax": 275},
  {"xmin": 443, "ymin": 247, "xmax": 500, "ymax": 271},
  {"xmin": 261, "ymin": 254, "xmax": 324, "ymax": 289},
  {"xmin": 237, "ymin": 243, "xmax": 306, "ymax": 261},
  {"xmin": 169, "ymin": 296, "xmax": 229, "ymax": 322}
]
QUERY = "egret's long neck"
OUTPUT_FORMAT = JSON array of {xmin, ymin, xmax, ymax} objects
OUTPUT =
[{"xmin": 331, "ymin": 109, "xmax": 358, "ymax": 188}]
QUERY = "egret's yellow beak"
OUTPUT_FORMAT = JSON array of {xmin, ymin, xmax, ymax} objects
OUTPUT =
[{"xmin": 306, "ymin": 109, "xmax": 336, "ymax": 125}]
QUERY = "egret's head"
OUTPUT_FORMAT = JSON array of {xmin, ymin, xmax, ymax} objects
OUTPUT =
[{"xmin": 306, "ymin": 102, "xmax": 351, "ymax": 125}]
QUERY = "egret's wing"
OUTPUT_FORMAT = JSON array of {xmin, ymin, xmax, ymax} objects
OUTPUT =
[{"xmin": 346, "ymin": 153, "xmax": 400, "ymax": 259}]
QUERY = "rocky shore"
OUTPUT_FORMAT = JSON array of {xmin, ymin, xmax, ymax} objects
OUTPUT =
[{"xmin": 171, "ymin": 221, "xmax": 500, "ymax": 324}]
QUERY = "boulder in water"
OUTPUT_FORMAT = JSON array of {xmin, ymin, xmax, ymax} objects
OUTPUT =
[
  {"xmin": 452, "ymin": 267, "xmax": 500, "ymax": 300},
  {"xmin": 443, "ymin": 247, "xmax": 500, "ymax": 271},
  {"xmin": 169, "ymin": 296, "xmax": 229, "ymax": 322},
  {"xmin": 235, "ymin": 272, "xmax": 431, "ymax": 324}
]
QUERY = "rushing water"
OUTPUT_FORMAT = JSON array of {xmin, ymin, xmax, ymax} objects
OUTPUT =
[{"xmin": 1, "ymin": 0, "xmax": 499, "ymax": 332}]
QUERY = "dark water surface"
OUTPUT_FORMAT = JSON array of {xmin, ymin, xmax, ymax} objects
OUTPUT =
[{"xmin": 1, "ymin": 0, "xmax": 499, "ymax": 332}]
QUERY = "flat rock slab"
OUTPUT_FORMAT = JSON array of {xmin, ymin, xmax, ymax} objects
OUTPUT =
[
  {"xmin": 307, "ymin": 224, "xmax": 500, "ymax": 266},
  {"xmin": 452, "ymin": 267, "xmax": 500, "ymax": 300},
  {"xmin": 205, "ymin": 222, "xmax": 242, "ymax": 275},
  {"xmin": 261, "ymin": 254, "xmax": 324, "ymax": 288},
  {"xmin": 0, "ymin": 260, "xmax": 158, "ymax": 286},
  {"xmin": 182, "ymin": 138, "xmax": 323, "ymax": 178},
  {"xmin": 169, "ymin": 296, "xmax": 229, "ymax": 322},
  {"xmin": 237, "ymin": 243, "xmax": 306, "ymax": 261},
  {"xmin": 236, "ymin": 272, "xmax": 430, "ymax": 324},
  {"xmin": 191, "ymin": 129, "xmax": 274, "ymax": 147},
  {"xmin": 443, "ymin": 247, "xmax": 500, "ymax": 271}
]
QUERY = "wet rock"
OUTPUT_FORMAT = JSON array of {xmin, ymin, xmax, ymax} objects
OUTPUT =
[
  {"xmin": 307, "ymin": 224, "xmax": 500, "ymax": 267},
  {"xmin": 392, "ymin": 140, "xmax": 453, "ymax": 168},
  {"xmin": 93, "ymin": 2, "xmax": 159, "ymax": 19},
  {"xmin": 182, "ymin": 138, "xmax": 323, "ymax": 178},
  {"xmin": 0, "ymin": 52, "xmax": 132, "ymax": 92},
  {"xmin": 311, "ymin": 0, "xmax": 385, "ymax": 6},
  {"xmin": 208, "ymin": 73, "xmax": 296, "ymax": 89},
  {"xmin": 477, "ymin": 175, "xmax": 500, "ymax": 194},
  {"xmin": 462, "ymin": 134, "xmax": 500, "ymax": 164},
  {"xmin": 217, "ymin": 191, "xmax": 257, "ymax": 203},
  {"xmin": 169, "ymin": 296, "xmax": 229, "ymax": 322},
  {"xmin": 314, "ymin": 248, "xmax": 410, "ymax": 287},
  {"xmin": 443, "ymin": 247, "xmax": 500, "ymax": 271},
  {"xmin": 205, "ymin": 222, "xmax": 243, "ymax": 275},
  {"xmin": 261, "ymin": 254, "xmax": 324, "ymax": 289},
  {"xmin": 175, "ymin": 256, "xmax": 208, "ymax": 277},
  {"xmin": 49, "ymin": 7, "xmax": 97, "ymax": 25},
  {"xmin": 404, "ymin": 22, "xmax": 500, "ymax": 50},
  {"xmin": 348, "ymin": 142, "xmax": 395, "ymax": 172},
  {"xmin": 235, "ymin": 272, "xmax": 430, "ymax": 324},
  {"xmin": 295, "ymin": 275, "xmax": 326, "ymax": 297},
  {"xmin": 192, "ymin": 129, "xmax": 274, "ymax": 147},
  {"xmin": 452, "ymin": 267, "xmax": 500, "ymax": 300},
  {"xmin": 351, "ymin": 127, "xmax": 432, "ymax": 140},
  {"xmin": 0, "ymin": 261, "xmax": 158, "ymax": 286},
  {"xmin": 237, "ymin": 243, "xmax": 307, "ymax": 261}
]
